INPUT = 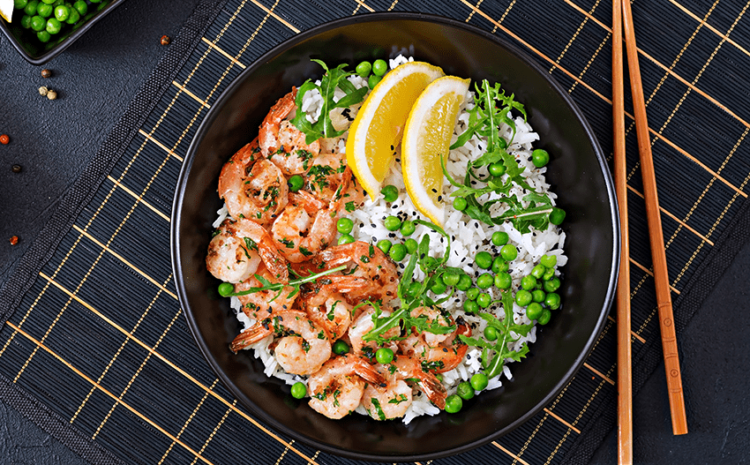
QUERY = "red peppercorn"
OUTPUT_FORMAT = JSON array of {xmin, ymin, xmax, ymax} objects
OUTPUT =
[
  {"xmin": 9, "ymin": 236, "xmax": 19, "ymax": 246},
  {"xmin": 0, "ymin": 135, "xmax": 9, "ymax": 145},
  {"xmin": 160, "ymin": 35, "xmax": 171, "ymax": 46},
  {"xmin": 41, "ymin": 69, "xmax": 52, "ymax": 78}
]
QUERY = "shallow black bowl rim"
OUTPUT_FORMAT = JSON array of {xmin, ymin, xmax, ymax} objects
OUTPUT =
[
  {"xmin": 0, "ymin": 0, "xmax": 125, "ymax": 65},
  {"xmin": 171, "ymin": 11, "xmax": 620, "ymax": 462}
]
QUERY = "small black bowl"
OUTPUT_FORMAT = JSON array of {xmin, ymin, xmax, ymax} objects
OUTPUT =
[
  {"xmin": 172, "ymin": 13, "xmax": 619, "ymax": 461},
  {"xmin": 0, "ymin": 0, "xmax": 124, "ymax": 65}
]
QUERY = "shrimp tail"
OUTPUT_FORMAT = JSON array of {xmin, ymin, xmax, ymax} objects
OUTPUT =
[
  {"xmin": 353, "ymin": 359, "xmax": 386, "ymax": 385},
  {"xmin": 258, "ymin": 89, "xmax": 297, "ymax": 155},
  {"xmin": 436, "ymin": 323, "xmax": 472, "ymax": 373},
  {"xmin": 230, "ymin": 322, "xmax": 272, "ymax": 353},
  {"xmin": 419, "ymin": 373, "xmax": 447, "ymax": 410}
]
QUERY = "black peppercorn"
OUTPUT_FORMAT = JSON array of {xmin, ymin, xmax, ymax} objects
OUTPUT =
[
  {"xmin": 12, "ymin": 164, "xmax": 22, "ymax": 173},
  {"xmin": 160, "ymin": 35, "xmax": 171, "ymax": 45}
]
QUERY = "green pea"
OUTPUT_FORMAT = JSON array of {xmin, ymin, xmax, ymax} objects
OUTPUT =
[
  {"xmin": 435, "ymin": 373, "xmax": 444, "ymax": 382},
  {"xmin": 526, "ymin": 302, "xmax": 543, "ymax": 320},
  {"xmin": 14, "ymin": 0, "xmax": 28, "ymax": 8},
  {"xmin": 521, "ymin": 275, "xmax": 537, "ymax": 291},
  {"xmin": 492, "ymin": 257, "xmax": 509, "ymax": 274},
  {"xmin": 484, "ymin": 326, "xmax": 498, "ymax": 341},
  {"xmin": 218, "ymin": 282, "xmax": 234, "ymax": 297},
  {"xmin": 445, "ymin": 394, "xmax": 463, "ymax": 413},
  {"xmin": 470, "ymin": 373, "xmax": 489, "ymax": 391},
  {"xmin": 24, "ymin": 0, "xmax": 38, "ymax": 15},
  {"xmin": 37, "ymin": 2, "xmax": 52, "ymax": 16},
  {"xmin": 400, "ymin": 220, "xmax": 416, "ymax": 236},
  {"xmin": 457, "ymin": 382, "xmax": 475, "ymax": 400},
  {"xmin": 494, "ymin": 272, "xmax": 512, "ymax": 289},
  {"xmin": 368, "ymin": 74, "xmax": 381, "ymax": 89},
  {"xmin": 336, "ymin": 217, "xmax": 354, "ymax": 234},
  {"xmin": 375, "ymin": 347, "xmax": 394, "ymax": 364},
  {"xmin": 430, "ymin": 275, "xmax": 447, "ymax": 294},
  {"xmin": 389, "ymin": 243, "xmax": 407, "ymax": 261},
  {"xmin": 30, "ymin": 15, "xmax": 45, "ymax": 30},
  {"xmin": 41, "ymin": 0, "xmax": 55, "ymax": 4},
  {"xmin": 538, "ymin": 309, "xmax": 552, "ymax": 325},
  {"xmin": 549, "ymin": 207, "xmax": 566, "ymax": 225},
  {"xmin": 515, "ymin": 290, "xmax": 532, "ymax": 307},
  {"xmin": 404, "ymin": 238, "xmax": 418, "ymax": 254},
  {"xmin": 477, "ymin": 293, "xmax": 491, "ymax": 308},
  {"xmin": 456, "ymin": 273, "xmax": 472, "ymax": 291},
  {"xmin": 384, "ymin": 216, "xmax": 402, "ymax": 231},
  {"xmin": 291, "ymin": 382, "xmax": 306, "ymax": 399},
  {"xmin": 333, "ymin": 340, "xmax": 350, "ymax": 355},
  {"xmin": 45, "ymin": 17, "xmax": 60, "ymax": 34},
  {"xmin": 477, "ymin": 273, "xmax": 493, "ymax": 289},
  {"xmin": 532, "ymin": 289, "xmax": 546, "ymax": 303},
  {"xmin": 540, "ymin": 254, "xmax": 557, "ymax": 269},
  {"xmin": 53, "ymin": 4, "xmax": 68, "ymax": 20},
  {"xmin": 453, "ymin": 197, "xmax": 467, "ymax": 211},
  {"xmin": 372, "ymin": 59, "xmax": 388, "ymax": 76},
  {"xmin": 288, "ymin": 174, "xmax": 304, "ymax": 192},
  {"xmin": 443, "ymin": 269, "xmax": 460, "ymax": 287},
  {"xmin": 355, "ymin": 60, "xmax": 372, "ymax": 78},
  {"xmin": 421, "ymin": 256, "xmax": 438, "ymax": 273},
  {"xmin": 544, "ymin": 277, "xmax": 561, "ymax": 293},
  {"xmin": 531, "ymin": 264, "xmax": 546, "ymax": 279},
  {"xmin": 89, "ymin": 0, "xmax": 100, "ymax": 3},
  {"xmin": 337, "ymin": 234, "xmax": 355, "ymax": 245},
  {"xmin": 65, "ymin": 6, "xmax": 78, "ymax": 23},
  {"xmin": 500, "ymin": 244, "xmax": 517, "ymax": 261},
  {"xmin": 72, "ymin": 0, "xmax": 86, "ymax": 14},
  {"xmin": 543, "ymin": 267, "xmax": 556, "ymax": 281},
  {"xmin": 532, "ymin": 149, "xmax": 550, "ymax": 168},
  {"xmin": 491, "ymin": 231, "xmax": 509, "ymax": 246},
  {"xmin": 475, "ymin": 251, "xmax": 492, "ymax": 270},
  {"xmin": 463, "ymin": 300, "xmax": 479, "ymax": 314},
  {"xmin": 488, "ymin": 162, "xmax": 506, "ymax": 177},
  {"xmin": 20, "ymin": 14, "xmax": 32, "ymax": 28},
  {"xmin": 37, "ymin": 30, "xmax": 51, "ymax": 42},
  {"xmin": 498, "ymin": 137, "xmax": 508, "ymax": 149},
  {"xmin": 545, "ymin": 292, "xmax": 561, "ymax": 310},
  {"xmin": 380, "ymin": 184, "xmax": 398, "ymax": 202},
  {"xmin": 407, "ymin": 282, "xmax": 421, "ymax": 298},
  {"xmin": 466, "ymin": 287, "xmax": 480, "ymax": 301},
  {"xmin": 377, "ymin": 239, "xmax": 392, "ymax": 254}
]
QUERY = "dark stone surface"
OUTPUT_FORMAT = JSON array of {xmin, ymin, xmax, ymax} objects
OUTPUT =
[{"xmin": 0, "ymin": 1, "xmax": 747, "ymax": 463}]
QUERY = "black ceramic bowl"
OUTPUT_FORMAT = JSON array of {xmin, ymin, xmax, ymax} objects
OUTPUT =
[
  {"xmin": 0, "ymin": 0, "xmax": 124, "ymax": 65},
  {"xmin": 172, "ymin": 13, "xmax": 619, "ymax": 461}
]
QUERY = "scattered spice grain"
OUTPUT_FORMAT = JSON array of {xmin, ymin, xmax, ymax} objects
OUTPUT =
[{"xmin": 9, "ymin": 236, "xmax": 19, "ymax": 246}]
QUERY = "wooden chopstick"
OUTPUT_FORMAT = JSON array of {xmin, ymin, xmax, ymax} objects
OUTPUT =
[
  {"xmin": 620, "ymin": 0, "xmax": 689, "ymax": 436},
  {"xmin": 612, "ymin": 0, "xmax": 633, "ymax": 462}
]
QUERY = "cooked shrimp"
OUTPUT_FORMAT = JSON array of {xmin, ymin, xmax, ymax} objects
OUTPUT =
[
  {"xmin": 398, "ymin": 318, "xmax": 472, "ymax": 374},
  {"xmin": 206, "ymin": 218, "xmax": 288, "ymax": 283},
  {"xmin": 230, "ymin": 310, "xmax": 331, "ymax": 375},
  {"xmin": 258, "ymin": 89, "xmax": 320, "ymax": 174},
  {"xmin": 362, "ymin": 355, "xmax": 447, "ymax": 419},
  {"xmin": 234, "ymin": 266, "xmax": 298, "ymax": 321},
  {"xmin": 217, "ymin": 139, "xmax": 289, "ymax": 225},
  {"xmin": 304, "ymin": 151, "xmax": 365, "ymax": 208},
  {"xmin": 307, "ymin": 354, "xmax": 384, "ymax": 419},
  {"xmin": 348, "ymin": 305, "xmax": 399, "ymax": 356},
  {"xmin": 310, "ymin": 241, "xmax": 399, "ymax": 304},
  {"xmin": 270, "ymin": 197, "xmax": 338, "ymax": 263}
]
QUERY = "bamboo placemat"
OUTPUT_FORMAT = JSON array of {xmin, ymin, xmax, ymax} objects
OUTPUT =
[{"xmin": 1, "ymin": 0, "xmax": 749, "ymax": 463}]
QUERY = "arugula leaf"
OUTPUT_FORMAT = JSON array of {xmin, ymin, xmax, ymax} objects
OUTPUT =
[{"xmin": 291, "ymin": 59, "xmax": 368, "ymax": 144}]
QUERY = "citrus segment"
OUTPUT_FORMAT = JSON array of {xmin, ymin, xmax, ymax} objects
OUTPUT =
[
  {"xmin": 346, "ymin": 62, "xmax": 445, "ymax": 199},
  {"xmin": 402, "ymin": 76, "xmax": 471, "ymax": 226}
]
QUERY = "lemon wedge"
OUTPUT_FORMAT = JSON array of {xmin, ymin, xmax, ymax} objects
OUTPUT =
[
  {"xmin": 346, "ymin": 62, "xmax": 444, "ymax": 199},
  {"xmin": 402, "ymin": 76, "xmax": 471, "ymax": 226},
  {"xmin": 0, "ymin": 0, "xmax": 13, "ymax": 23}
]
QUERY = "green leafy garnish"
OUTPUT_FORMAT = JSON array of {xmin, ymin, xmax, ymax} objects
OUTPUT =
[
  {"xmin": 219, "ymin": 265, "xmax": 347, "ymax": 302},
  {"xmin": 292, "ymin": 59, "xmax": 368, "ymax": 144},
  {"xmin": 445, "ymin": 79, "xmax": 561, "ymax": 234},
  {"xmin": 459, "ymin": 290, "xmax": 533, "ymax": 378}
]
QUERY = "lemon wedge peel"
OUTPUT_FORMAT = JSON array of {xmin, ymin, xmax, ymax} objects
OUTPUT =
[
  {"xmin": 346, "ymin": 62, "xmax": 445, "ymax": 200},
  {"xmin": 402, "ymin": 76, "xmax": 471, "ymax": 226}
]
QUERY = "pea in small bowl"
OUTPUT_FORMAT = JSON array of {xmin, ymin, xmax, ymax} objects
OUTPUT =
[{"xmin": 0, "ymin": 0, "xmax": 124, "ymax": 65}]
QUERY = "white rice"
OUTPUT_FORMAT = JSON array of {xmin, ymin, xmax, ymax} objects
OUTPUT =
[{"xmin": 220, "ymin": 55, "xmax": 566, "ymax": 424}]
